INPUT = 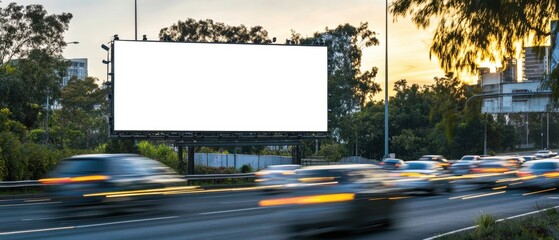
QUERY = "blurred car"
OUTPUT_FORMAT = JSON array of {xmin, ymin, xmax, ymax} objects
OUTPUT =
[
  {"xmin": 255, "ymin": 164, "xmax": 301, "ymax": 190},
  {"xmin": 259, "ymin": 164, "xmax": 403, "ymax": 236},
  {"xmin": 392, "ymin": 161, "xmax": 453, "ymax": 194},
  {"xmin": 379, "ymin": 158, "xmax": 407, "ymax": 170},
  {"xmin": 466, "ymin": 157, "xmax": 520, "ymax": 187},
  {"xmin": 450, "ymin": 155, "xmax": 482, "ymax": 175},
  {"xmin": 516, "ymin": 159, "xmax": 559, "ymax": 189},
  {"xmin": 535, "ymin": 150, "xmax": 557, "ymax": 159},
  {"xmin": 40, "ymin": 154, "xmax": 187, "ymax": 215},
  {"xmin": 418, "ymin": 155, "xmax": 450, "ymax": 169}
]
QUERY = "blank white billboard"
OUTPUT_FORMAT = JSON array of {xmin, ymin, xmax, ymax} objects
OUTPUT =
[{"xmin": 113, "ymin": 40, "xmax": 327, "ymax": 132}]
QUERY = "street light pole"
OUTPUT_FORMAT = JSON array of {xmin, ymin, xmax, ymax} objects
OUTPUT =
[{"xmin": 383, "ymin": 0, "xmax": 389, "ymax": 159}]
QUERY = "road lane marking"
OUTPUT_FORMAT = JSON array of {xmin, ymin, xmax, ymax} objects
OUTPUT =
[
  {"xmin": 522, "ymin": 188, "xmax": 557, "ymax": 196},
  {"xmin": 2, "ymin": 216, "xmax": 179, "ymax": 235},
  {"xmin": 0, "ymin": 201, "xmax": 60, "ymax": 207},
  {"xmin": 24, "ymin": 198, "xmax": 51, "ymax": 202},
  {"xmin": 0, "ymin": 226, "xmax": 75, "ymax": 235},
  {"xmin": 461, "ymin": 191, "xmax": 506, "ymax": 200},
  {"xmin": 76, "ymin": 216, "xmax": 179, "ymax": 228},
  {"xmin": 199, "ymin": 207, "xmax": 264, "ymax": 215},
  {"xmin": 423, "ymin": 205, "xmax": 559, "ymax": 240}
]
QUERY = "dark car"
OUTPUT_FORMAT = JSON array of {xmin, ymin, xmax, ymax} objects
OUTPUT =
[
  {"xmin": 380, "ymin": 158, "xmax": 407, "ymax": 170},
  {"xmin": 40, "ymin": 154, "xmax": 187, "ymax": 215},
  {"xmin": 259, "ymin": 164, "xmax": 403, "ymax": 237},
  {"xmin": 418, "ymin": 155, "xmax": 450, "ymax": 169},
  {"xmin": 517, "ymin": 159, "xmax": 559, "ymax": 189}
]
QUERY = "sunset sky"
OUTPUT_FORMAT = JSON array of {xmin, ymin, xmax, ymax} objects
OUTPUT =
[{"xmin": 12, "ymin": 0, "xmax": 448, "ymax": 99}]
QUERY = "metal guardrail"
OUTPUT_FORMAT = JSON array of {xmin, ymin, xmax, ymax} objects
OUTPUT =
[
  {"xmin": 0, "ymin": 173, "xmax": 256, "ymax": 188},
  {"xmin": 185, "ymin": 173, "xmax": 255, "ymax": 180},
  {"xmin": 0, "ymin": 180, "xmax": 41, "ymax": 188}
]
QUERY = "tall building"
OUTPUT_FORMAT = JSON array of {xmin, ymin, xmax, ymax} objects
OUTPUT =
[
  {"xmin": 501, "ymin": 58, "xmax": 517, "ymax": 83},
  {"xmin": 523, "ymin": 47, "xmax": 549, "ymax": 81},
  {"xmin": 62, "ymin": 58, "xmax": 88, "ymax": 87}
]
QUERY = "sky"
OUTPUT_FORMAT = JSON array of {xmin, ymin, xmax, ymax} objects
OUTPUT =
[{"xmin": 10, "ymin": 0, "xmax": 447, "ymax": 100}]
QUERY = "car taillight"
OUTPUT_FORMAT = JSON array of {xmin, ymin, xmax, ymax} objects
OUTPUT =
[
  {"xmin": 39, "ymin": 175, "xmax": 110, "ymax": 185},
  {"xmin": 517, "ymin": 171, "xmax": 533, "ymax": 178},
  {"xmin": 394, "ymin": 164, "xmax": 401, "ymax": 168},
  {"xmin": 380, "ymin": 162, "xmax": 385, "ymax": 165}
]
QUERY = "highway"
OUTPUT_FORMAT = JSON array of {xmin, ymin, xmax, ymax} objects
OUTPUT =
[{"xmin": 1, "ymin": 183, "xmax": 558, "ymax": 240}]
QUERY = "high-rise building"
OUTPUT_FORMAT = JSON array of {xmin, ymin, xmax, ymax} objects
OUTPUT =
[
  {"xmin": 501, "ymin": 58, "xmax": 517, "ymax": 83},
  {"xmin": 523, "ymin": 46, "xmax": 549, "ymax": 81},
  {"xmin": 62, "ymin": 58, "xmax": 87, "ymax": 87}
]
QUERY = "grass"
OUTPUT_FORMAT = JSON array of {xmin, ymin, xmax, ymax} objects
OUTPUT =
[{"xmin": 439, "ymin": 208, "xmax": 559, "ymax": 240}]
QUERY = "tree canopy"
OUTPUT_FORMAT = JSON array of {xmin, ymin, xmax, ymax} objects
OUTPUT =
[
  {"xmin": 0, "ymin": 2, "xmax": 72, "ymax": 66},
  {"xmin": 390, "ymin": 0, "xmax": 558, "ymax": 73},
  {"xmin": 159, "ymin": 18, "xmax": 272, "ymax": 43}
]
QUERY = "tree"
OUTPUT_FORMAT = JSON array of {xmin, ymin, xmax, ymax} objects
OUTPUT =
[
  {"xmin": 291, "ymin": 23, "xmax": 381, "ymax": 132},
  {"xmin": 390, "ymin": 0, "xmax": 557, "ymax": 73},
  {"xmin": 0, "ymin": 2, "xmax": 72, "ymax": 67},
  {"xmin": 0, "ymin": 2, "xmax": 72, "ymax": 127},
  {"xmin": 49, "ymin": 77, "xmax": 107, "ymax": 149},
  {"xmin": 159, "ymin": 18, "xmax": 272, "ymax": 43}
]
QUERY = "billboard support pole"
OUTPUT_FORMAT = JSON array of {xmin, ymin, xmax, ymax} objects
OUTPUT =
[
  {"xmin": 178, "ymin": 145, "xmax": 184, "ymax": 175},
  {"xmin": 187, "ymin": 147, "xmax": 195, "ymax": 175}
]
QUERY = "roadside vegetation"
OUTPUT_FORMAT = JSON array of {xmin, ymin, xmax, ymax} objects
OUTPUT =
[{"xmin": 439, "ymin": 209, "xmax": 559, "ymax": 240}]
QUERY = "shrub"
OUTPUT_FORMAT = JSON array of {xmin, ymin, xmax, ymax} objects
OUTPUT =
[
  {"xmin": 240, "ymin": 164, "xmax": 254, "ymax": 173},
  {"xmin": 474, "ymin": 212, "xmax": 495, "ymax": 236}
]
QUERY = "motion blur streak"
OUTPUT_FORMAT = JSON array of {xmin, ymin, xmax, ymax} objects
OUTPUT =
[
  {"xmin": 492, "ymin": 186, "xmax": 508, "ymax": 190},
  {"xmin": 522, "ymin": 188, "xmax": 557, "ymax": 196},
  {"xmin": 39, "ymin": 175, "xmax": 110, "ymax": 184},
  {"xmin": 258, "ymin": 193, "xmax": 355, "ymax": 207},
  {"xmin": 388, "ymin": 196, "xmax": 410, "ymax": 200},
  {"xmin": 83, "ymin": 186, "xmax": 198, "ymax": 197},
  {"xmin": 0, "ymin": 226, "xmax": 75, "ymax": 235},
  {"xmin": 461, "ymin": 191, "xmax": 506, "ymax": 200}
]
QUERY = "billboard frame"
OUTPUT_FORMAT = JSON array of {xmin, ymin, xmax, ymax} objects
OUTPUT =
[{"xmin": 105, "ymin": 39, "xmax": 329, "ymax": 144}]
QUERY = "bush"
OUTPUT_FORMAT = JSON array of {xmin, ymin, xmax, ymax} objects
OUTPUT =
[
  {"xmin": 240, "ymin": 164, "xmax": 254, "ymax": 173},
  {"xmin": 474, "ymin": 212, "xmax": 495, "ymax": 236}
]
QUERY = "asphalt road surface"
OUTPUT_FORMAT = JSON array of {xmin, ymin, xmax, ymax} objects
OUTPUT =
[{"xmin": 1, "ymin": 182, "xmax": 558, "ymax": 240}]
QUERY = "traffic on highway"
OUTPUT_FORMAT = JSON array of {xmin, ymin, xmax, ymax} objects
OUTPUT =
[{"xmin": 2, "ymin": 152, "xmax": 559, "ymax": 239}]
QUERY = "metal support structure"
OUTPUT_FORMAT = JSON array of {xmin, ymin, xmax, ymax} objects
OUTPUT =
[
  {"xmin": 547, "ymin": 112, "xmax": 550, "ymax": 149},
  {"xmin": 526, "ymin": 113, "xmax": 529, "ymax": 146},
  {"xmin": 484, "ymin": 114, "xmax": 487, "ymax": 155},
  {"xmin": 187, "ymin": 147, "xmax": 195, "ymax": 175},
  {"xmin": 293, "ymin": 144, "xmax": 302, "ymax": 165},
  {"xmin": 178, "ymin": 145, "xmax": 184, "ymax": 174},
  {"xmin": 542, "ymin": 113, "xmax": 545, "ymax": 149},
  {"xmin": 134, "ymin": 0, "xmax": 138, "ymax": 41},
  {"xmin": 383, "ymin": 0, "xmax": 389, "ymax": 159}
]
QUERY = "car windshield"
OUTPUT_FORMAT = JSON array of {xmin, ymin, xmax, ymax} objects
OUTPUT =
[
  {"xmin": 530, "ymin": 162, "xmax": 557, "ymax": 170},
  {"xmin": 402, "ymin": 162, "xmax": 430, "ymax": 170},
  {"xmin": 537, "ymin": 150, "xmax": 550, "ymax": 154},
  {"xmin": 54, "ymin": 158, "xmax": 105, "ymax": 176},
  {"xmin": 461, "ymin": 156, "xmax": 475, "ymax": 161}
]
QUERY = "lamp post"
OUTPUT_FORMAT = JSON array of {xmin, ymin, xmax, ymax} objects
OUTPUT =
[
  {"xmin": 45, "ymin": 41, "xmax": 79, "ymax": 144},
  {"xmin": 383, "ymin": 0, "xmax": 389, "ymax": 159}
]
